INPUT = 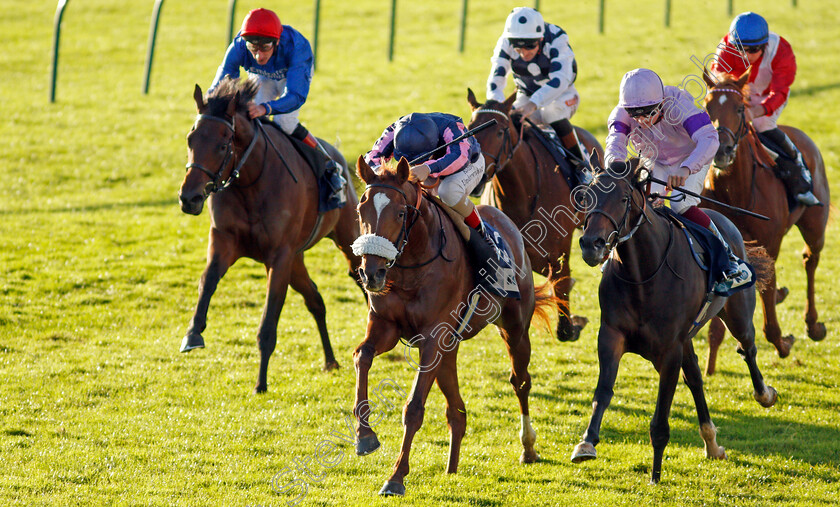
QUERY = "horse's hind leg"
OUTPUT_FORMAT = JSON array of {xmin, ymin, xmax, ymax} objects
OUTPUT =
[
  {"xmin": 681, "ymin": 340, "xmax": 726, "ymax": 460},
  {"xmin": 800, "ymin": 232, "xmax": 826, "ymax": 341},
  {"xmin": 500, "ymin": 321, "xmax": 538, "ymax": 463},
  {"xmin": 181, "ymin": 236, "xmax": 238, "ymax": 353},
  {"xmin": 759, "ymin": 266, "xmax": 795, "ymax": 358},
  {"xmin": 435, "ymin": 351, "xmax": 467, "ymax": 473},
  {"xmin": 554, "ymin": 253, "xmax": 586, "ymax": 342},
  {"xmin": 649, "ymin": 346, "xmax": 683, "ymax": 484},
  {"xmin": 705, "ymin": 317, "xmax": 727, "ymax": 376},
  {"xmin": 290, "ymin": 255, "xmax": 338, "ymax": 370},
  {"xmin": 571, "ymin": 325, "xmax": 625, "ymax": 464},
  {"xmin": 719, "ymin": 302, "xmax": 778, "ymax": 408}
]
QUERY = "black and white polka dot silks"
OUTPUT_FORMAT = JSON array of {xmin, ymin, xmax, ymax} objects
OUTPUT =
[{"xmin": 486, "ymin": 22, "xmax": 577, "ymax": 107}]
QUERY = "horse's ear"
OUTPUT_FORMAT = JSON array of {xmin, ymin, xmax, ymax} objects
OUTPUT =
[
  {"xmin": 467, "ymin": 88, "xmax": 481, "ymax": 110},
  {"xmin": 735, "ymin": 68, "xmax": 750, "ymax": 90},
  {"xmin": 395, "ymin": 157, "xmax": 410, "ymax": 184},
  {"xmin": 194, "ymin": 84, "xmax": 206, "ymax": 113},
  {"xmin": 503, "ymin": 92, "xmax": 517, "ymax": 112},
  {"xmin": 589, "ymin": 151, "xmax": 602, "ymax": 173},
  {"xmin": 226, "ymin": 91, "xmax": 240, "ymax": 118},
  {"xmin": 702, "ymin": 67, "xmax": 717, "ymax": 89},
  {"xmin": 356, "ymin": 155, "xmax": 376, "ymax": 184}
]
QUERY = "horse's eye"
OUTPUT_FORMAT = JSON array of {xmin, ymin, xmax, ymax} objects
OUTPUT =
[
  {"xmin": 496, "ymin": 130, "xmax": 504, "ymax": 138},
  {"xmin": 398, "ymin": 210, "xmax": 405, "ymax": 218},
  {"xmin": 621, "ymin": 195, "xmax": 629, "ymax": 203},
  {"xmin": 737, "ymin": 106, "xmax": 745, "ymax": 114}
]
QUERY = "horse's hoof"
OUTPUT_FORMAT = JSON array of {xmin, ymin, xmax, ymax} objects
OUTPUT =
[
  {"xmin": 707, "ymin": 446, "xmax": 727, "ymax": 460},
  {"xmin": 774, "ymin": 335, "xmax": 795, "ymax": 358},
  {"xmin": 323, "ymin": 360, "xmax": 340, "ymax": 371},
  {"xmin": 254, "ymin": 384, "xmax": 267, "ymax": 394},
  {"xmin": 571, "ymin": 442, "xmax": 596, "ymax": 463},
  {"xmin": 776, "ymin": 286, "xmax": 789, "ymax": 304},
  {"xmin": 356, "ymin": 434, "xmax": 381, "ymax": 456},
  {"xmin": 808, "ymin": 321, "xmax": 827, "ymax": 342},
  {"xmin": 520, "ymin": 449, "xmax": 540, "ymax": 464},
  {"xmin": 179, "ymin": 333, "xmax": 205, "ymax": 353},
  {"xmin": 378, "ymin": 481, "xmax": 405, "ymax": 496},
  {"xmin": 754, "ymin": 386, "xmax": 778, "ymax": 408}
]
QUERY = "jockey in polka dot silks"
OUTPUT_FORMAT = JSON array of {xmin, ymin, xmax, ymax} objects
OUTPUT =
[
  {"xmin": 486, "ymin": 7, "xmax": 587, "ymax": 172},
  {"xmin": 364, "ymin": 113, "xmax": 495, "ymax": 248},
  {"xmin": 710, "ymin": 11, "xmax": 820, "ymax": 206},
  {"xmin": 209, "ymin": 8, "xmax": 345, "ymax": 205},
  {"xmin": 605, "ymin": 68, "xmax": 751, "ymax": 293}
]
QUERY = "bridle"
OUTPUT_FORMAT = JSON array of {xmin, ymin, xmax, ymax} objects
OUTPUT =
[
  {"xmin": 471, "ymin": 107, "xmax": 518, "ymax": 176},
  {"xmin": 185, "ymin": 114, "xmax": 260, "ymax": 195},
  {"xmin": 584, "ymin": 175, "xmax": 650, "ymax": 254},
  {"xmin": 361, "ymin": 183, "xmax": 423, "ymax": 268},
  {"xmin": 706, "ymin": 87, "xmax": 748, "ymax": 162}
]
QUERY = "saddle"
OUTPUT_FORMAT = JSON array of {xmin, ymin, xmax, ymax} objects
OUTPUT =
[
  {"xmin": 520, "ymin": 119, "xmax": 586, "ymax": 188},
  {"xmin": 257, "ymin": 118, "xmax": 345, "ymax": 212},
  {"xmin": 427, "ymin": 197, "xmax": 520, "ymax": 300}
]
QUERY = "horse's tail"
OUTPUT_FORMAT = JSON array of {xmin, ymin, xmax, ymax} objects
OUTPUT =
[
  {"xmin": 745, "ymin": 241, "xmax": 773, "ymax": 293},
  {"xmin": 532, "ymin": 267, "xmax": 562, "ymax": 334}
]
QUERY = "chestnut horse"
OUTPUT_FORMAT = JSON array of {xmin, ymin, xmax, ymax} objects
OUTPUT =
[
  {"xmin": 178, "ymin": 78, "xmax": 362, "ymax": 393},
  {"xmin": 352, "ymin": 156, "xmax": 557, "ymax": 496},
  {"xmin": 573, "ymin": 160, "xmax": 776, "ymax": 484},
  {"xmin": 466, "ymin": 89, "xmax": 603, "ymax": 342},
  {"xmin": 702, "ymin": 71, "xmax": 829, "ymax": 372}
]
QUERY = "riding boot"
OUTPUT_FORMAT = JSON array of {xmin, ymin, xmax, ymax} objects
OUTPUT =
[
  {"xmin": 759, "ymin": 128, "xmax": 821, "ymax": 207},
  {"xmin": 707, "ymin": 220, "xmax": 752, "ymax": 293},
  {"xmin": 292, "ymin": 124, "xmax": 346, "ymax": 206},
  {"xmin": 552, "ymin": 119, "xmax": 593, "ymax": 186}
]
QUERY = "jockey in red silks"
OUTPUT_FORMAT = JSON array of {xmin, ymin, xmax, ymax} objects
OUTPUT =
[
  {"xmin": 605, "ymin": 68, "xmax": 751, "ymax": 293},
  {"xmin": 710, "ymin": 11, "xmax": 820, "ymax": 206}
]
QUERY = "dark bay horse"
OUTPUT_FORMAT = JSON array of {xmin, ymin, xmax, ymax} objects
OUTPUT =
[
  {"xmin": 702, "ymin": 71, "xmax": 829, "ymax": 371},
  {"xmin": 573, "ymin": 161, "xmax": 776, "ymax": 484},
  {"xmin": 178, "ymin": 78, "xmax": 362, "ymax": 393},
  {"xmin": 352, "ymin": 156, "xmax": 557, "ymax": 496},
  {"xmin": 466, "ymin": 89, "xmax": 603, "ymax": 342}
]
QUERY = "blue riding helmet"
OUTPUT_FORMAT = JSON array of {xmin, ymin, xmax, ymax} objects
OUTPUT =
[
  {"xmin": 730, "ymin": 12, "xmax": 768, "ymax": 47},
  {"xmin": 393, "ymin": 114, "xmax": 438, "ymax": 162}
]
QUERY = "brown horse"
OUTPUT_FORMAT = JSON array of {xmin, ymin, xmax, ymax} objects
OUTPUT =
[
  {"xmin": 466, "ymin": 89, "xmax": 603, "ymax": 342},
  {"xmin": 573, "ymin": 160, "xmax": 776, "ymax": 484},
  {"xmin": 178, "ymin": 78, "xmax": 362, "ymax": 393},
  {"xmin": 702, "ymin": 70, "xmax": 829, "ymax": 372},
  {"xmin": 352, "ymin": 156, "xmax": 557, "ymax": 496}
]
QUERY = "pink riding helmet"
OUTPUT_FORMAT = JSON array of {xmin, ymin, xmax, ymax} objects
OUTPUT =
[{"xmin": 618, "ymin": 68, "xmax": 665, "ymax": 108}]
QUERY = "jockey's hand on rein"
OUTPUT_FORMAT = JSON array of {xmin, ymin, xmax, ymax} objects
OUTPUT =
[
  {"xmin": 666, "ymin": 167, "xmax": 690, "ymax": 191},
  {"xmin": 513, "ymin": 101, "xmax": 537, "ymax": 119},
  {"xmin": 409, "ymin": 164, "xmax": 431, "ymax": 183},
  {"xmin": 247, "ymin": 103, "xmax": 268, "ymax": 119}
]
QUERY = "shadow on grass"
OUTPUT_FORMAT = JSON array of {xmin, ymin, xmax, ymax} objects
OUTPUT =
[{"xmin": 0, "ymin": 197, "xmax": 178, "ymax": 215}]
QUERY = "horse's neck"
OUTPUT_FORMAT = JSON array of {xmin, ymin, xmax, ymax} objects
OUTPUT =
[
  {"xmin": 494, "ymin": 134, "xmax": 540, "ymax": 215},
  {"xmin": 709, "ymin": 140, "xmax": 760, "ymax": 208},
  {"xmin": 614, "ymin": 209, "xmax": 671, "ymax": 280}
]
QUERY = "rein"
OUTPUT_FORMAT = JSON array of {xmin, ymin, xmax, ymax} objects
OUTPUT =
[
  {"xmin": 186, "ymin": 114, "xmax": 261, "ymax": 195},
  {"xmin": 472, "ymin": 108, "xmax": 520, "ymax": 176},
  {"xmin": 706, "ymin": 88, "xmax": 747, "ymax": 158}
]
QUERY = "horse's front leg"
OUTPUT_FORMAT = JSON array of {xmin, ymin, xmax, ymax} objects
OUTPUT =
[
  {"xmin": 571, "ymin": 324, "xmax": 625, "ymax": 463},
  {"xmin": 353, "ymin": 315, "xmax": 400, "ymax": 456},
  {"xmin": 649, "ymin": 345, "xmax": 683, "ymax": 485},
  {"xmin": 181, "ymin": 233, "xmax": 237, "ymax": 353},
  {"xmin": 554, "ymin": 250, "xmax": 586, "ymax": 342},
  {"xmin": 380, "ymin": 344, "xmax": 442, "ymax": 496},
  {"xmin": 802, "ymin": 242, "xmax": 826, "ymax": 341},
  {"xmin": 254, "ymin": 249, "xmax": 293, "ymax": 394}
]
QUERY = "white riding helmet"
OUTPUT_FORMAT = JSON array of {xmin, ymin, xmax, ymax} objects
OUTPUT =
[
  {"xmin": 618, "ymin": 68, "xmax": 665, "ymax": 108},
  {"xmin": 503, "ymin": 7, "xmax": 545, "ymax": 39}
]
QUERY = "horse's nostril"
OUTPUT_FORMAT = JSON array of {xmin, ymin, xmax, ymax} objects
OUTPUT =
[
  {"xmin": 375, "ymin": 268, "xmax": 387, "ymax": 282},
  {"xmin": 189, "ymin": 195, "xmax": 204, "ymax": 205},
  {"xmin": 594, "ymin": 238, "xmax": 606, "ymax": 249}
]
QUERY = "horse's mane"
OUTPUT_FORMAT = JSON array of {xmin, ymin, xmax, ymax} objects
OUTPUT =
[
  {"xmin": 710, "ymin": 73, "xmax": 751, "ymax": 104},
  {"xmin": 205, "ymin": 76, "xmax": 260, "ymax": 116},
  {"xmin": 481, "ymin": 99, "xmax": 506, "ymax": 110}
]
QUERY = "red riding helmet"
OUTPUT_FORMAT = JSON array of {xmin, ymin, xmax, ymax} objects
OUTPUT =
[{"xmin": 240, "ymin": 8, "xmax": 282, "ymax": 40}]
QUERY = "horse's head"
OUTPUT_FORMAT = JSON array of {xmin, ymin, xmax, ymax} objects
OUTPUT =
[
  {"xmin": 703, "ymin": 69, "xmax": 750, "ymax": 169},
  {"xmin": 352, "ymin": 156, "xmax": 420, "ymax": 293},
  {"xmin": 579, "ymin": 159, "xmax": 649, "ymax": 266},
  {"xmin": 179, "ymin": 78, "xmax": 258, "ymax": 214},
  {"xmin": 467, "ymin": 88, "xmax": 518, "ymax": 179}
]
